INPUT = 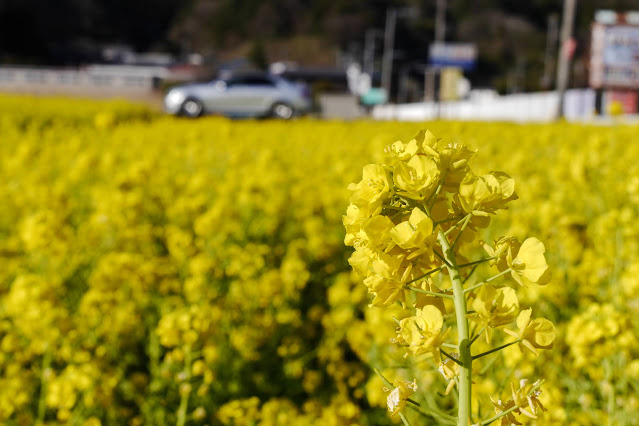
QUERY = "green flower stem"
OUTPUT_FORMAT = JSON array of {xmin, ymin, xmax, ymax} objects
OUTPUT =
[
  {"xmin": 451, "ymin": 214, "xmax": 472, "ymax": 250},
  {"xmin": 406, "ymin": 265, "xmax": 444, "ymax": 284},
  {"xmin": 374, "ymin": 368, "xmax": 394, "ymax": 388},
  {"xmin": 604, "ymin": 358, "xmax": 615, "ymax": 418},
  {"xmin": 464, "ymin": 268, "xmax": 512, "ymax": 295},
  {"xmin": 469, "ymin": 328, "xmax": 486, "ymax": 346},
  {"xmin": 176, "ymin": 346, "xmax": 192, "ymax": 426},
  {"xmin": 406, "ymin": 401, "xmax": 457, "ymax": 424},
  {"xmin": 440, "ymin": 348, "xmax": 463, "ymax": 366},
  {"xmin": 472, "ymin": 340, "xmax": 521, "ymax": 360},
  {"xmin": 458, "ymin": 257, "xmax": 496, "ymax": 269},
  {"xmin": 437, "ymin": 229, "xmax": 472, "ymax": 426},
  {"xmin": 442, "ymin": 342, "xmax": 459, "ymax": 350},
  {"xmin": 434, "ymin": 215, "xmax": 464, "ymax": 226},
  {"xmin": 479, "ymin": 352, "xmax": 501, "ymax": 374},
  {"xmin": 433, "ymin": 250, "xmax": 453, "ymax": 268},
  {"xmin": 444, "ymin": 213, "xmax": 472, "ymax": 237},
  {"xmin": 479, "ymin": 402, "xmax": 519, "ymax": 425},
  {"xmin": 399, "ymin": 412, "xmax": 412, "ymax": 426},
  {"xmin": 478, "ymin": 380, "xmax": 544, "ymax": 425},
  {"xmin": 36, "ymin": 350, "xmax": 52, "ymax": 426},
  {"xmin": 426, "ymin": 171, "xmax": 447, "ymax": 212},
  {"xmin": 405, "ymin": 286, "xmax": 454, "ymax": 299},
  {"xmin": 463, "ymin": 265, "xmax": 479, "ymax": 284}
]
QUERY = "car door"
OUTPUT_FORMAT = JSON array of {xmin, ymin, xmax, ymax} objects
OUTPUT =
[
  {"xmin": 200, "ymin": 80, "xmax": 232, "ymax": 113},
  {"xmin": 224, "ymin": 77, "xmax": 279, "ymax": 116}
]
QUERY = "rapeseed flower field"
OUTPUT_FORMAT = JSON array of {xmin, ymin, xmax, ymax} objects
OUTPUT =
[{"xmin": 0, "ymin": 94, "xmax": 638, "ymax": 425}]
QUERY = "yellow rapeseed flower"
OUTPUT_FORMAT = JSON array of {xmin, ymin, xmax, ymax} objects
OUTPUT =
[
  {"xmin": 393, "ymin": 154, "xmax": 440, "ymax": 198},
  {"xmin": 510, "ymin": 238, "xmax": 552, "ymax": 286},
  {"xmin": 484, "ymin": 237, "xmax": 551, "ymax": 286},
  {"xmin": 395, "ymin": 305, "xmax": 449, "ymax": 357},
  {"xmin": 386, "ymin": 379, "xmax": 417, "ymax": 416},
  {"xmin": 390, "ymin": 207, "xmax": 434, "ymax": 249},
  {"xmin": 504, "ymin": 309, "xmax": 556, "ymax": 356},
  {"xmin": 468, "ymin": 285, "xmax": 519, "ymax": 342},
  {"xmin": 457, "ymin": 171, "xmax": 517, "ymax": 217},
  {"xmin": 348, "ymin": 164, "xmax": 391, "ymax": 211}
]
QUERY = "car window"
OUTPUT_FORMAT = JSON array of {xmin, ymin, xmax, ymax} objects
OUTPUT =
[{"xmin": 227, "ymin": 77, "xmax": 275, "ymax": 87}]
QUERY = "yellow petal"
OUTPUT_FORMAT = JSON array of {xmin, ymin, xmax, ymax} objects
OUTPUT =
[
  {"xmin": 532, "ymin": 318, "xmax": 556, "ymax": 346},
  {"xmin": 517, "ymin": 238, "xmax": 550, "ymax": 283},
  {"xmin": 517, "ymin": 309, "xmax": 532, "ymax": 331},
  {"xmin": 420, "ymin": 305, "xmax": 444, "ymax": 331}
]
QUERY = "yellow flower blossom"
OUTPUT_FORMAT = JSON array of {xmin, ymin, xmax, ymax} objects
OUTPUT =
[
  {"xmin": 348, "ymin": 164, "xmax": 391, "ymax": 211},
  {"xmin": 468, "ymin": 285, "xmax": 519, "ymax": 341},
  {"xmin": 489, "ymin": 379, "xmax": 546, "ymax": 425},
  {"xmin": 362, "ymin": 214, "xmax": 395, "ymax": 249},
  {"xmin": 489, "ymin": 396, "xmax": 521, "ymax": 426},
  {"xmin": 395, "ymin": 305, "xmax": 449, "ymax": 357},
  {"xmin": 481, "ymin": 236, "xmax": 520, "ymax": 270},
  {"xmin": 386, "ymin": 379, "xmax": 417, "ymax": 416},
  {"xmin": 439, "ymin": 142, "xmax": 476, "ymax": 191},
  {"xmin": 484, "ymin": 236, "xmax": 551, "ymax": 286},
  {"xmin": 510, "ymin": 379, "xmax": 546, "ymax": 419},
  {"xmin": 393, "ymin": 154, "xmax": 440, "ymax": 198},
  {"xmin": 504, "ymin": 309, "xmax": 556, "ymax": 356},
  {"xmin": 510, "ymin": 238, "xmax": 552, "ymax": 286},
  {"xmin": 390, "ymin": 207, "xmax": 434, "ymax": 249},
  {"xmin": 438, "ymin": 353, "xmax": 460, "ymax": 395},
  {"xmin": 457, "ymin": 171, "xmax": 517, "ymax": 216}
]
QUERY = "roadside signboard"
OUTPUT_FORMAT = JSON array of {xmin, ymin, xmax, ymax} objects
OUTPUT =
[
  {"xmin": 429, "ymin": 42, "xmax": 477, "ymax": 71},
  {"xmin": 590, "ymin": 22, "xmax": 639, "ymax": 88}
]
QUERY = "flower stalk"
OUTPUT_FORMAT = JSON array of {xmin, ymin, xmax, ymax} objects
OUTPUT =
[
  {"xmin": 36, "ymin": 350, "xmax": 51, "ymax": 426},
  {"xmin": 176, "ymin": 346, "xmax": 192, "ymax": 426},
  {"xmin": 472, "ymin": 339, "xmax": 522, "ymax": 360},
  {"xmin": 438, "ymin": 229, "xmax": 472, "ymax": 426},
  {"xmin": 464, "ymin": 269, "xmax": 512, "ymax": 295}
]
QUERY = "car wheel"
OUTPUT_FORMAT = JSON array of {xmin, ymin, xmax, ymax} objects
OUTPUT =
[
  {"xmin": 181, "ymin": 98, "xmax": 204, "ymax": 118},
  {"xmin": 271, "ymin": 102, "xmax": 294, "ymax": 120}
]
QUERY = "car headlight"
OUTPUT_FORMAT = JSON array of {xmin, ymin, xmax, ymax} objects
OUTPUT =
[{"xmin": 165, "ymin": 90, "xmax": 186, "ymax": 107}]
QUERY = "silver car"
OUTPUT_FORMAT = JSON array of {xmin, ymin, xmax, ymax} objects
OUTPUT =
[{"xmin": 164, "ymin": 73, "xmax": 312, "ymax": 119}]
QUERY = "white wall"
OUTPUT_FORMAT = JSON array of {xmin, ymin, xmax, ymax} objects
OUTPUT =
[{"xmin": 372, "ymin": 89, "xmax": 597, "ymax": 122}]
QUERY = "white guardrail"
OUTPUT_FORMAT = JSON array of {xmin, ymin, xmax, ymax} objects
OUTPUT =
[
  {"xmin": 372, "ymin": 89, "xmax": 597, "ymax": 123},
  {"xmin": 0, "ymin": 65, "xmax": 171, "ymax": 91}
]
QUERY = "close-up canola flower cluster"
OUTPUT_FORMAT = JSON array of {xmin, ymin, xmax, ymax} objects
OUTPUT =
[
  {"xmin": 344, "ymin": 129, "xmax": 554, "ymax": 425},
  {"xmin": 0, "ymin": 94, "xmax": 638, "ymax": 425}
]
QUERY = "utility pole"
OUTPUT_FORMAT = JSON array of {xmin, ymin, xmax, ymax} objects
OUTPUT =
[
  {"xmin": 381, "ymin": 8, "xmax": 397, "ymax": 100},
  {"xmin": 363, "ymin": 29, "xmax": 381, "ymax": 77},
  {"xmin": 435, "ymin": 0, "xmax": 446, "ymax": 42},
  {"xmin": 556, "ymin": 0, "xmax": 577, "ymax": 119},
  {"xmin": 542, "ymin": 14, "xmax": 559, "ymax": 89},
  {"xmin": 424, "ymin": 68, "xmax": 436, "ymax": 101},
  {"xmin": 398, "ymin": 65, "xmax": 410, "ymax": 103},
  {"xmin": 427, "ymin": 0, "xmax": 446, "ymax": 111}
]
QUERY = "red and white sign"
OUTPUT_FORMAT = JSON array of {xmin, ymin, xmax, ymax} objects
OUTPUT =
[{"xmin": 603, "ymin": 90, "xmax": 638, "ymax": 113}]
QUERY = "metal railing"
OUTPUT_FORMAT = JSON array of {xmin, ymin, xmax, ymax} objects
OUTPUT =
[{"xmin": 0, "ymin": 65, "xmax": 169, "ymax": 91}]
